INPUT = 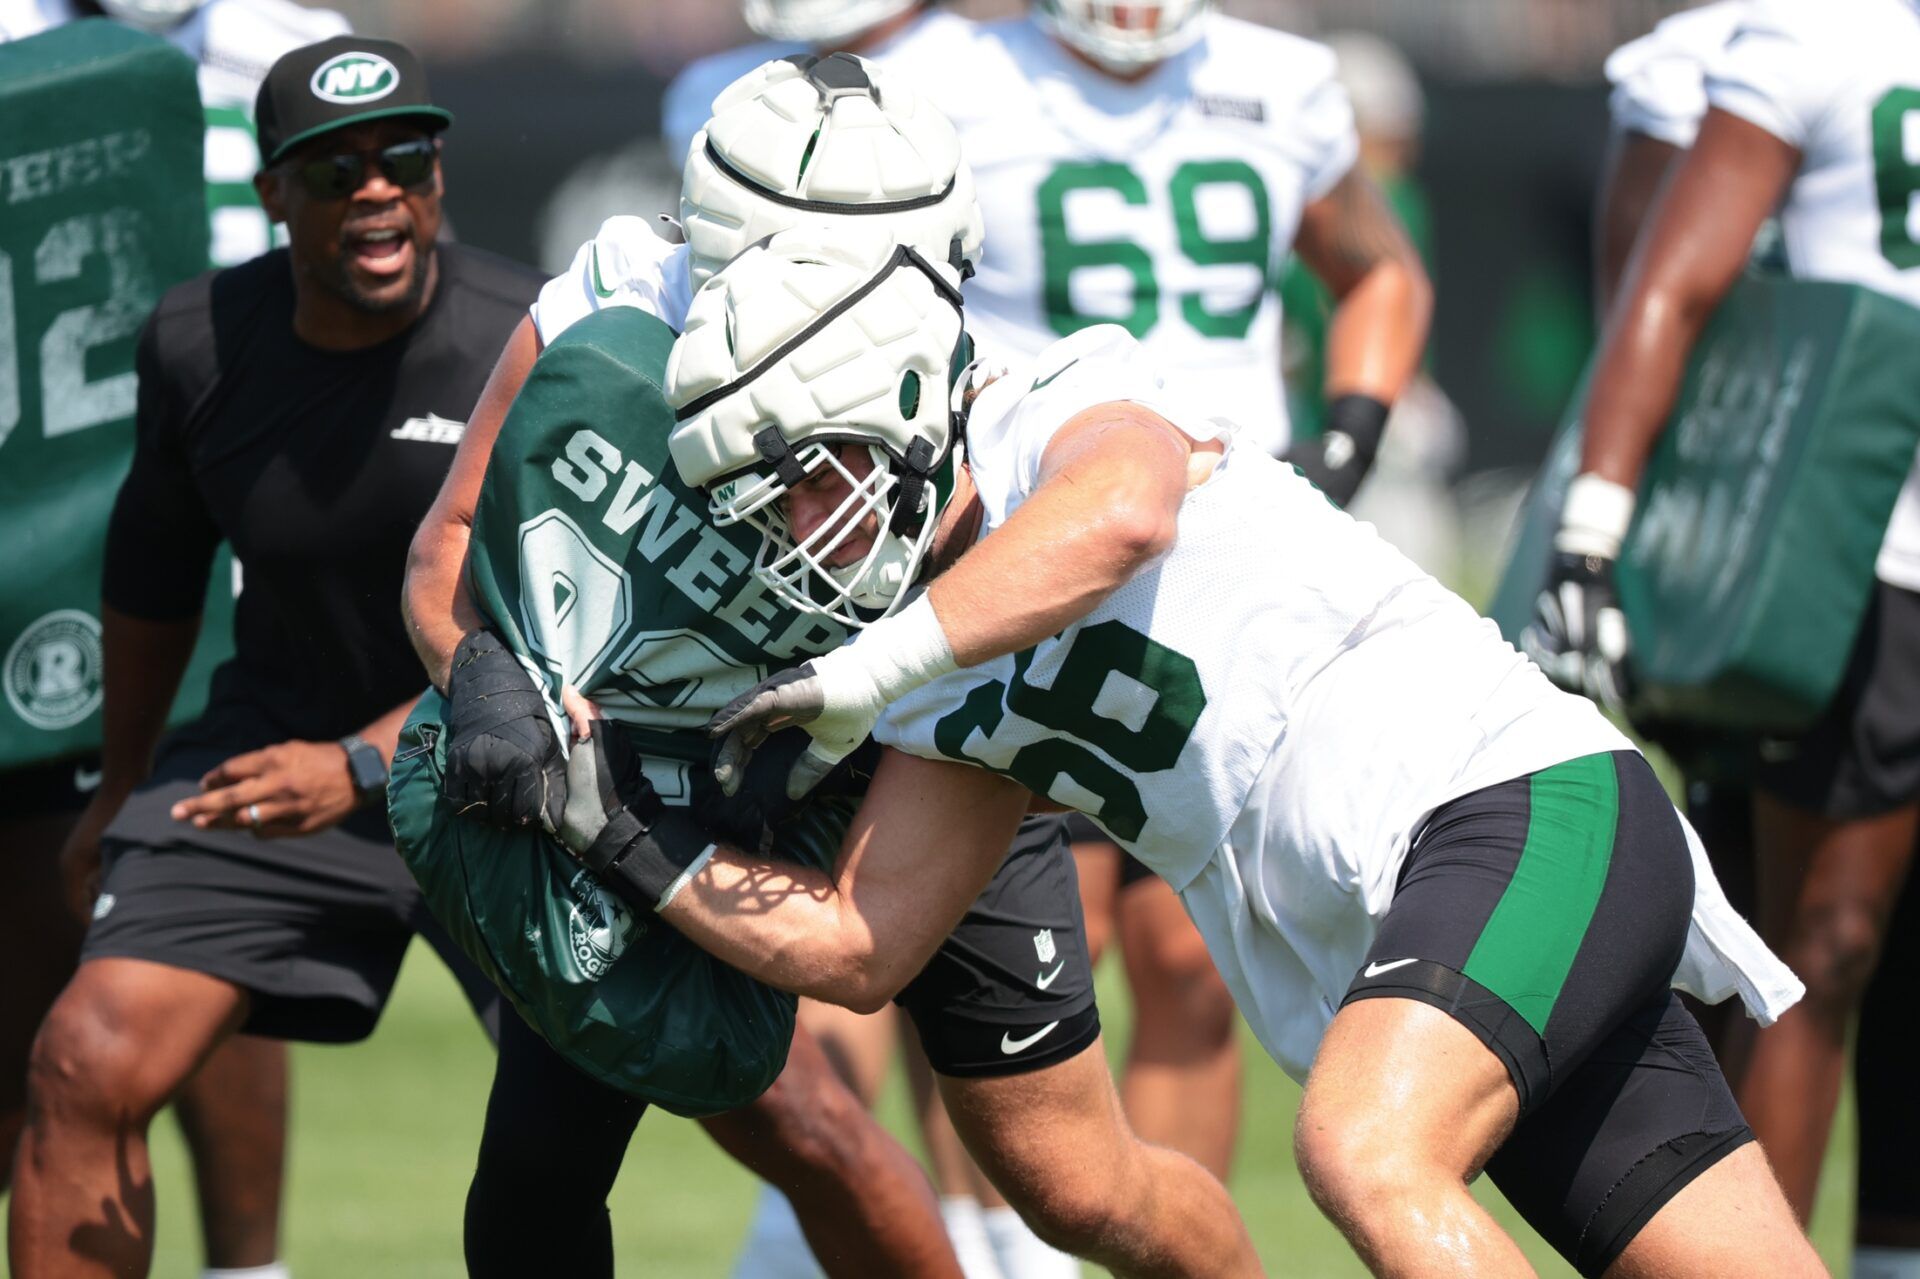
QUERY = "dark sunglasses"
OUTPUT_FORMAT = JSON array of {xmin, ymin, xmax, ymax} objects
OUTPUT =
[{"xmin": 289, "ymin": 138, "xmax": 438, "ymax": 200}]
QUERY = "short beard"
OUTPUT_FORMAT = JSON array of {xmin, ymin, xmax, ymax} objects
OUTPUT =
[{"xmin": 314, "ymin": 244, "xmax": 433, "ymax": 316}]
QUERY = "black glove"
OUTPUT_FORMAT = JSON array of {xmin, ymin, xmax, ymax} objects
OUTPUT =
[
  {"xmin": 1281, "ymin": 393, "xmax": 1390, "ymax": 509},
  {"xmin": 559, "ymin": 722, "xmax": 717, "ymax": 913},
  {"xmin": 694, "ymin": 728, "xmax": 882, "ymax": 852},
  {"xmin": 1520, "ymin": 550, "xmax": 1633, "ymax": 715},
  {"xmin": 443, "ymin": 628, "xmax": 566, "ymax": 830}
]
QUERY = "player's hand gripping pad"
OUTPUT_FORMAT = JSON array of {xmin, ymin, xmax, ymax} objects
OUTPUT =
[{"xmin": 1490, "ymin": 275, "xmax": 1920, "ymax": 733}]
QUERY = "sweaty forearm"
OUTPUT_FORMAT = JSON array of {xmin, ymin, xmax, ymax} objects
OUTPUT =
[
  {"xmin": 1579, "ymin": 285, "xmax": 1715, "ymax": 488},
  {"xmin": 96, "ymin": 605, "xmax": 200, "ymax": 798},
  {"xmin": 1322, "ymin": 253, "xmax": 1432, "ymax": 405}
]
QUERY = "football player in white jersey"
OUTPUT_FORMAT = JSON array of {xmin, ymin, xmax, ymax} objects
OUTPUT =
[
  {"xmin": 550, "ymin": 228, "xmax": 1821, "ymax": 1277},
  {"xmin": 1533, "ymin": 0, "xmax": 1920, "ymax": 1254},
  {"xmin": 0, "ymin": 7, "xmax": 342, "ymax": 1279},
  {"xmin": 671, "ymin": 14, "xmax": 1079, "ymax": 1276},
  {"xmin": 411, "ymin": 54, "xmax": 1261, "ymax": 1279}
]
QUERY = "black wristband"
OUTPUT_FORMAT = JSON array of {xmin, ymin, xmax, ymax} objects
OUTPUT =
[
  {"xmin": 589, "ymin": 809, "xmax": 717, "ymax": 914},
  {"xmin": 1323, "ymin": 393, "xmax": 1390, "ymax": 463}
]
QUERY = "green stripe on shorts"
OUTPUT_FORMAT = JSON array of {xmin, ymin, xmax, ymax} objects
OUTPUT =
[{"xmin": 1462, "ymin": 753, "xmax": 1619, "ymax": 1037}]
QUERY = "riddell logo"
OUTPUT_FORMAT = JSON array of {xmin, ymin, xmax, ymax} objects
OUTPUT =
[{"xmin": 310, "ymin": 52, "xmax": 399, "ymax": 104}]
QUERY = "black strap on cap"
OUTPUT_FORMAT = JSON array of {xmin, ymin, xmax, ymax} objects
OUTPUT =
[
  {"xmin": 888, "ymin": 436, "xmax": 939, "ymax": 536},
  {"xmin": 754, "ymin": 425, "xmax": 809, "ymax": 488}
]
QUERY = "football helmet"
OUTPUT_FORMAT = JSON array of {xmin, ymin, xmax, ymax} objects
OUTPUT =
[
  {"xmin": 1035, "ymin": 0, "xmax": 1211, "ymax": 73},
  {"xmin": 96, "ymin": 0, "xmax": 206, "ymax": 30},
  {"xmin": 667, "ymin": 230, "xmax": 972, "ymax": 629},
  {"xmin": 742, "ymin": 0, "xmax": 921, "ymax": 44},
  {"xmin": 680, "ymin": 52, "xmax": 984, "ymax": 288}
]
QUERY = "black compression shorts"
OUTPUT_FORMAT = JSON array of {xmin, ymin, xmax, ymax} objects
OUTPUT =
[
  {"xmin": 1756, "ymin": 580, "xmax": 1920, "ymax": 818},
  {"xmin": 895, "ymin": 815, "xmax": 1100, "ymax": 1078},
  {"xmin": 1342, "ymin": 750, "xmax": 1751, "ymax": 1276},
  {"xmin": 1061, "ymin": 811, "xmax": 1158, "ymax": 889}
]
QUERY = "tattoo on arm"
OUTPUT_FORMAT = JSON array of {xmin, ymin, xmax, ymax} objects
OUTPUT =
[{"xmin": 1301, "ymin": 167, "xmax": 1417, "ymax": 292}]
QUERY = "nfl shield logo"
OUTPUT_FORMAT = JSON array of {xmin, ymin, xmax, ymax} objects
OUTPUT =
[{"xmin": 1033, "ymin": 929, "xmax": 1057, "ymax": 965}]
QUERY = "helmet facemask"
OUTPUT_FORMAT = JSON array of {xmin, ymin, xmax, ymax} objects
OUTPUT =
[
  {"xmin": 670, "ymin": 239, "xmax": 970, "ymax": 630},
  {"xmin": 1036, "ymin": 0, "xmax": 1212, "ymax": 73}
]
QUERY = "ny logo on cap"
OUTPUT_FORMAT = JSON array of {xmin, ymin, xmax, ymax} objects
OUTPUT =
[{"xmin": 310, "ymin": 51, "xmax": 399, "ymax": 104}]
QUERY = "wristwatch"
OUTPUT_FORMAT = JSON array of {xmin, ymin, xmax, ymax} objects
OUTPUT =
[{"xmin": 339, "ymin": 734, "xmax": 388, "ymax": 803}]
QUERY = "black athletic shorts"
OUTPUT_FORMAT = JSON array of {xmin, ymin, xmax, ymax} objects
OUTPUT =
[
  {"xmin": 1342, "ymin": 750, "xmax": 1752, "ymax": 1277},
  {"xmin": 1061, "ymin": 811, "xmax": 1158, "ymax": 889},
  {"xmin": 1755, "ymin": 580, "xmax": 1920, "ymax": 819},
  {"xmin": 895, "ymin": 815, "xmax": 1100, "ymax": 1078},
  {"xmin": 82, "ymin": 748, "xmax": 499, "ymax": 1043},
  {"xmin": 0, "ymin": 752, "xmax": 103, "ymax": 819}
]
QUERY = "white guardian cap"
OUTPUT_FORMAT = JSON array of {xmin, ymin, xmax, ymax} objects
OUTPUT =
[
  {"xmin": 743, "ymin": 0, "xmax": 921, "ymax": 44},
  {"xmin": 1035, "ymin": 0, "xmax": 1211, "ymax": 73},
  {"xmin": 680, "ymin": 52, "xmax": 984, "ymax": 288},
  {"xmin": 667, "ymin": 230, "xmax": 972, "ymax": 628}
]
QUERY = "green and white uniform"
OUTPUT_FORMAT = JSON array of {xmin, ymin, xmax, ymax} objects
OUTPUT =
[
  {"xmin": 873, "ymin": 325, "xmax": 1801, "ymax": 1081},
  {"xmin": 391, "ymin": 303, "xmax": 853, "ymax": 1112},
  {"xmin": 887, "ymin": 13, "xmax": 1356, "ymax": 457}
]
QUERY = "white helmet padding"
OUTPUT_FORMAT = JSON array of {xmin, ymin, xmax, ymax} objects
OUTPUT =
[
  {"xmin": 679, "ymin": 52, "xmax": 984, "ymax": 288},
  {"xmin": 742, "ymin": 0, "xmax": 920, "ymax": 44},
  {"xmin": 1035, "ymin": 0, "xmax": 1211, "ymax": 73},
  {"xmin": 668, "ymin": 230, "xmax": 969, "ymax": 628}
]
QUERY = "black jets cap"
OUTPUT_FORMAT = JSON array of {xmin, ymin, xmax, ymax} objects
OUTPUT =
[{"xmin": 254, "ymin": 36, "xmax": 454, "ymax": 167}]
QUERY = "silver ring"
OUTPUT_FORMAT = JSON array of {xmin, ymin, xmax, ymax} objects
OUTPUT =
[{"xmin": 247, "ymin": 803, "xmax": 262, "ymax": 828}]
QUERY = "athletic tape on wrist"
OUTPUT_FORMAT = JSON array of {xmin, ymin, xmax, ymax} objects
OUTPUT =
[
  {"xmin": 848, "ymin": 592, "xmax": 958, "ymax": 704},
  {"xmin": 1556, "ymin": 473, "xmax": 1637, "ymax": 560},
  {"xmin": 595, "ymin": 809, "xmax": 717, "ymax": 913}
]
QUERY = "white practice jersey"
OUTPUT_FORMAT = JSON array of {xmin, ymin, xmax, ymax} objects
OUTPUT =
[
  {"xmin": 875, "ymin": 326, "xmax": 1798, "ymax": 1078},
  {"xmin": 885, "ymin": 14, "xmax": 1356, "ymax": 458},
  {"xmin": 1605, "ymin": 0, "xmax": 1746, "ymax": 148},
  {"xmin": 0, "ymin": 0, "xmax": 349, "ymax": 266},
  {"xmin": 531, "ymin": 215, "xmax": 692, "ymax": 344},
  {"xmin": 1704, "ymin": 0, "xmax": 1920, "ymax": 589},
  {"xmin": 658, "ymin": 8, "xmax": 980, "ymax": 167}
]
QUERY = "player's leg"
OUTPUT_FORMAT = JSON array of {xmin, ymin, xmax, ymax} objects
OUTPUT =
[
  {"xmin": 902, "ymin": 1035, "xmax": 1025, "ymax": 1279},
  {"xmin": 1604, "ymin": 1140, "xmax": 1822, "ymax": 1278},
  {"xmin": 172, "ymin": 1036, "xmax": 289, "ymax": 1274},
  {"xmin": 463, "ymin": 1010, "xmax": 646, "ymax": 1279},
  {"xmin": 702, "ymin": 1024, "xmax": 964, "ymax": 1279},
  {"xmin": 1740, "ymin": 579, "xmax": 1920, "ymax": 1218},
  {"xmin": 727, "ymin": 999, "xmax": 932, "ymax": 1279},
  {"xmin": 1297, "ymin": 998, "xmax": 1530, "ymax": 1276},
  {"xmin": 1741, "ymin": 794, "xmax": 1914, "ymax": 1218},
  {"xmin": 1852, "ymin": 861, "xmax": 1920, "ymax": 1273},
  {"xmin": 1113, "ymin": 862, "xmax": 1241, "ymax": 1179},
  {"xmin": 1302, "ymin": 751, "xmax": 1710, "ymax": 1274},
  {"xmin": 0, "ymin": 790, "xmax": 89, "ymax": 1193},
  {"xmin": 939, "ymin": 1034, "xmax": 1261, "ymax": 1277},
  {"xmin": 10, "ymin": 957, "xmax": 249, "ymax": 1278}
]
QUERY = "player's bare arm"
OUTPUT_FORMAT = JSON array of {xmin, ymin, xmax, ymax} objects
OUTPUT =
[
  {"xmin": 57, "ymin": 606, "xmax": 203, "ymax": 916},
  {"xmin": 1294, "ymin": 164, "xmax": 1432, "ymax": 403},
  {"xmin": 402, "ymin": 313, "xmax": 543, "ymax": 691},
  {"xmin": 1594, "ymin": 129, "xmax": 1683, "ymax": 315},
  {"xmin": 1581, "ymin": 107, "xmax": 1800, "ymax": 490}
]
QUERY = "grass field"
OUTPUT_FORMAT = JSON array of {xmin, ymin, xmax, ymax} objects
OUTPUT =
[{"xmin": 14, "ymin": 941, "xmax": 1853, "ymax": 1279}]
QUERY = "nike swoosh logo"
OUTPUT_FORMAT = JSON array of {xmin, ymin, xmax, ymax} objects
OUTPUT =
[
  {"xmin": 73, "ymin": 766, "xmax": 103, "ymax": 792},
  {"xmin": 1035, "ymin": 962, "xmax": 1066, "ymax": 990},
  {"xmin": 1030, "ymin": 357, "xmax": 1079, "ymax": 392},
  {"xmin": 999, "ymin": 1021, "xmax": 1061, "ymax": 1055},
  {"xmin": 1362, "ymin": 957, "xmax": 1420, "ymax": 978},
  {"xmin": 591, "ymin": 244, "xmax": 615, "ymax": 299}
]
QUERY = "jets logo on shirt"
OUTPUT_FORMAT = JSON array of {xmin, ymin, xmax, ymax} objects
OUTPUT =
[{"xmin": 391, "ymin": 414, "xmax": 466, "ymax": 445}]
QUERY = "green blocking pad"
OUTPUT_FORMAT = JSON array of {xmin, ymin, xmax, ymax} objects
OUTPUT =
[
  {"xmin": 388, "ymin": 692, "xmax": 845, "ymax": 1116},
  {"xmin": 0, "ymin": 20, "xmax": 234, "ymax": 769},
  {"xmin": 1488, "ymin": 276, "xmax": 1920, "ymax": 732}
]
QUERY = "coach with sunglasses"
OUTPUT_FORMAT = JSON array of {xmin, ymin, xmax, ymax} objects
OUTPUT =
[{"xmin": 9, "ymin": 37, "xmax": 543, "ymax": 1275}]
